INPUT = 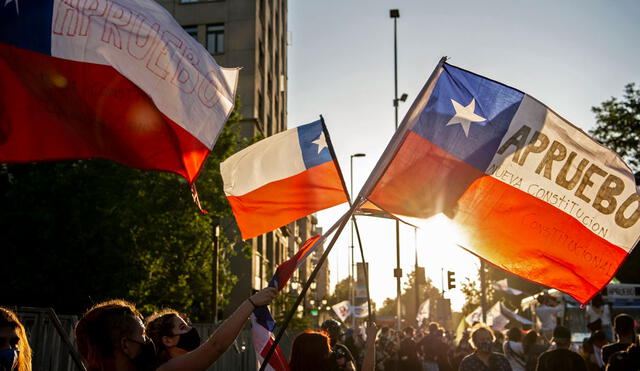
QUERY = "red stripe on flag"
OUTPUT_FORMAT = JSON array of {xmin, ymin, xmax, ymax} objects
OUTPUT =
[
  {"xmin": 227, "ymin": 161, "xmax": 347, "ymax": 240},
  {"xmin": 369, "ymin": 131, "xmax": 628, "ymax": 303},
  {"xmin": 0, "ymin": 43, "xmax": 209, "ymax": 182},
  {"xmin": 260, "ymin": 337, "xmax": 290, "ymax": 371},
  {"xmin": 369, "ymin": 131, "xmax": 482, "ymax": 218},
  {"xmin": 275, "ymin": 235, "xmax": 321, "ymax": 291}
]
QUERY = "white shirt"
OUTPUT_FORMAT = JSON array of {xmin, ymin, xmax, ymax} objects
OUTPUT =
[{"xmin": 535, "ymin": 304, "xmax": 564, "ymax": 331}]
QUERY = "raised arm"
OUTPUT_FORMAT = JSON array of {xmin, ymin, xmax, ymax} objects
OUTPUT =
[
  {"xmin": 158, "ymin": 287, "xmax": 277, "ymax": 371},
  {"xmin": 361, "ymin": 322, "xmax": 378, "ymax": 371}
]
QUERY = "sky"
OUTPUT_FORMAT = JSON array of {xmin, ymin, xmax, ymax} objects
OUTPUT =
[{"xmin": 286, "ymin": 0, "xmax": 640, "ymax": 311}]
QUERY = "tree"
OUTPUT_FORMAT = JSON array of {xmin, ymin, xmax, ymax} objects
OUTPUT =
[
  {"xmin": 591, "ymin": 83, "xmax": 640, "ymax": 170},
  {"xmin": 377, "ymin": 269, "xmax": 443, "ymax": 324},
  {"xmin": 590, "ymin": 83, "xmax": 640, "ymax": 283},
  {"xmin": 327, "ymin": 277, "xmax": 353, "ymax": 307},
  {"xmin": 0, "ymin": 99, "xmax": 247, "ymax": 321}
]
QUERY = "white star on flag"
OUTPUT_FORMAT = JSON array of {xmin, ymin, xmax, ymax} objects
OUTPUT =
[
  {"xmin": 4, "ymin": 0, "xmax": 19, "ymax": 14},
  {"xmin": 446, "ymin": 98, "xmax": 486, "ymax": 137},
  {"xmin": 311, "ymin": 131, "xmax": 328, "ymax": 154}
]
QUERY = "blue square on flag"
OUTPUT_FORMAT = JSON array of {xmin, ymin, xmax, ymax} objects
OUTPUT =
[
  {"xmin": 412, "ymin": 64, "xmax": 524, "ymax": 171},
  {"xmin": 298, "ymin": 120, "xmax": 332, "ymax": 169}
]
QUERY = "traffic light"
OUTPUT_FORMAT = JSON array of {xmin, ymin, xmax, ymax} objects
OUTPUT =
[{"xmin": 447, "ymin": 271, "xmax": 456, "ymax": 289}]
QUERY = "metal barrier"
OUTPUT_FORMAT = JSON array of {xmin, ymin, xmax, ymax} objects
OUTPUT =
[
  {"xmin": 14, "ymin": 307, "xmax": 86, "ymax": 371},
  {"xmin": 10, "ymin": 307, "xmax": 295, "ymax": 371}
]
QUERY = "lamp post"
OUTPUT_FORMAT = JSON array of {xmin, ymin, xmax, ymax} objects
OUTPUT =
[
  {"xmin": 350, "ymin": 153, "xmax": 366, "ymax": 328},
  {"xmin": 390, "ymin": 8, "xmax": 408, "ymax": 331}
]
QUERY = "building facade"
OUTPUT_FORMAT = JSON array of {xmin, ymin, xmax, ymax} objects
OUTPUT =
[{"xmin": 158, "ymin": 0, "xmax": 329, "ymax": 319}]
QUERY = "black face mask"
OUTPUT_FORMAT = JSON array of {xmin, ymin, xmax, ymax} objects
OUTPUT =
[
  {"xmin": 129, "ymin": 338, "xmax": 157, "ymax": 371},
  {"xmin": 176, "ymin": 327, "xmax": 200, "ymax": 352},
  {"xmin": 0, "ymin": 349, "xmax": 18, "ymax": 371}
]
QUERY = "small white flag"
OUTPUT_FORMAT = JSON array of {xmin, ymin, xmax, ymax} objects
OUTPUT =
[
  {"xmin": 332, "ymin": 300, "xmax": 351, "ymax": 322},
  {"xmin": 492, "ymin": 279, "xmax": 523, "ymax": 296},
  {"xmin": 416, "ymin": 299, "xmax": 430, "ymax": 323}
]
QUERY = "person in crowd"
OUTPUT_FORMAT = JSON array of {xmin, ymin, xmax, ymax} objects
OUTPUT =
[
  {"xmin": 582, "ymin": 330, "xmax": 607, "ymax": 370},
  {"xmin": 586, "ymin": 295, "xmax": 612, "ymax": 342},
  {"xmin": 75, "ymin": 287, "xmax": 277, "ymax": 371},
  {"xmin": 450, "ymin": 330, "xmax": 473, "ymax": 370},
  {"xmin": 374, "ymin": 327, "xmax": 395, "ymax": 371},
  {"xmin": 605, "ymin": 343, "xmax": 640, "ymax": 371},
  {"xmin": 522, "ymin": 330, "xmax": 547, "ymax": 371},
  {"xmin": 398, "ymin": 327, "xmax": 421, "ymax": 371},
  {"xmin": 344, "ymin": 327, "xmax": 365, "ymax": 369},
  {"xmin": 144, "ymin": 309, "xmax": 200, "ymax": 366},
  {"xmin": 290, "ymin": 323, "xmax": 378, "ymax": 371},
  {"xmin": 601, "ymin": 313, "xmax": 636, "ymax": 368},
  {"xmin": 534, "ymin": 294, "xmax": 564, "ymax": 341},
  {"xmin": 419, "ymin": 322, "xmax": 451, "ymax": 371},
  {"xmin": 321, "ymin": 319, "xmax": 356, "ymax": 371},
  {"xmin": 493, "ymin": 331, "xmax": 506, "ymax": 354},
  {"xmin": 0, "ymin": 307, "xmax": 32, "ymax": 371},
  {"xmin": 459, "ymin": 325, "xmax": 512, "ymax": 371},
  {"xmin": 535, "ymin": 326, "xmax": 586, "ymax": 371},
  {"xmin": 503, "ymin": 327, "xmax": 526, "ymax": 371}
]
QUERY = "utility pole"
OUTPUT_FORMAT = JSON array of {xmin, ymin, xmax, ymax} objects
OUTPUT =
[
  {"xmin": 212, "ymin": 223, "xmax": 220, "ymax": 323},
  {"xmin": 390, "ymin": 7, "xmax": 402, "ymax": 332}
]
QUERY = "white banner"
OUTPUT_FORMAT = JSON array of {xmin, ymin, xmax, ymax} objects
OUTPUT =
[
  {"xmin": 332, "ymin": 300, "xmax": 351, "ymax": 322},
  {"xmin": 416, "ymin": 299, "xmax": 430, "ymax": 323}
]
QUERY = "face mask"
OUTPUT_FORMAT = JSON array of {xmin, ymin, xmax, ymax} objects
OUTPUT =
[
  {"xmin": 475, "ymin": 340, "xmax": 493, "ymax": 353},
  {"xmin": 129, "ymin": 338, "xmax": 157, "ymax": 371},
  {"xmin": 0, "ymin": 349, "xmax": 18, "ymax": 371},
  {"xmin": 176, "ymin": 327, "xmax": 200, "ymax": 352}
]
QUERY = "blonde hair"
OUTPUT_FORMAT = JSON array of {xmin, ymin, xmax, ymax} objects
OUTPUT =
[{"xmin": 0, "ymin": 307, "xmax": 32, "ymax": 371}]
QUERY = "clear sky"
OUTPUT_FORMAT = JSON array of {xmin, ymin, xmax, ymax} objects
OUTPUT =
[{"xmin": 287, "ymin": 0, "xmax": 640, "ymax": 311}]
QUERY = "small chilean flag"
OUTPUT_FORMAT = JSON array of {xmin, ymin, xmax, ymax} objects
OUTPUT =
[
  {"xmin": 221, "ymin": 120, "xmax": 348, "ymax": 240},
  {"xmin": 360, "ymin": 60, "xmax": 640, "ymax": 303},
  {"xmin": 250, "ymin": 236, "xmax": 321, "ymax": 371},
  {"xmin": 0, "ymin": 0, "xmax": 238, "ymax": 183}
]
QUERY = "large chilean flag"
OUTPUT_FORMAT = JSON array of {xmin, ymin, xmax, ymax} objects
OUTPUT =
[
  {"xmin": 0, "ymin": 0, "xmax": 238, "ymax": 183},
  {"xmin": 360, "ymin": 60, "xmax": 640, "ymax": 303},
  {"xmin": 221, "ymin": 120, "xmax": 348, "ymax": 240}
]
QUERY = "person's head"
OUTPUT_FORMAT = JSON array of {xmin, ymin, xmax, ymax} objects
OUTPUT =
[
  {"xmin": 551, "ymin": 326, "xmax": 571, "ymax": 348},
  {"xmin": 591, "ymin": 294, "xmax": 604, "ymax": 308},
  {"xmin": 289, "ymin": 331, "xmax": 331, "ymax": 371},
  {"xmin": 421, "ymin": 319, "xmax": 428, "ymax": 327},
  {"xmin": 145, "ymin": 309, "xmax": 200, "ymax": 364},
  {"xmin": 320, "ymin": 319, "xmax": 341, "ymax": 345},
  {"xmin": 613, "ymin": 314, "xmax": 635, "ymax": 340},
  {"xmin": 75, "ymin": 300, "xmax": 156, "ymax": 371},
  {"xmin": 0, "ymin": 307, "xmax": 31, "ymax": 371},
  {"xmin": 493, "ymin": 330, "xmax": 505, "ymax": 343},
  {"xmin": 507, "ymin": 327, "xmax": 522, "ymax": 342},
  {"xmin": 522, "ymin": 330, "xmax": 538, "ymax": 353},
  {"xmin": 403, "ymin": 326, "xmax": 414, "ymax": 337},
  {"xmin": 470, "ymin": 325, "xmax": 495, "ymax": 354},
  {"xmin": 378, "ymin": 327, "xmax": 389, "ymax": 340},
  {"xmin": 606, "ymin": 343, "xmax": 640, "ymax": 371},
  {"xmin": 428, "ymin": 322, "xmax": 439, "ymax": 334},
  {"xmin": 591, "ymin": 330, "xmax": 607, "ymax": 348}
]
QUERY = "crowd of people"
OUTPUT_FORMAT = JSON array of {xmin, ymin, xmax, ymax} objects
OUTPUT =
[{"xmin": 1, "ymin": 290, "xmax": 640, "ymax": 371}]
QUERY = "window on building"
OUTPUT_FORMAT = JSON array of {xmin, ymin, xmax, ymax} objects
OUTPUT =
[
  {"xmin": 182, "ymin": 25, "xmax": 198, "ymax": 41},
  {"xmin": 206, "ymin": 24, "xmax": 224, "ymax": 54}
]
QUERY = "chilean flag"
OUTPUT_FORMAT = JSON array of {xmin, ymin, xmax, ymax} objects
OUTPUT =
[
  {"xmin": 0, "ymin": 0, "xmax": 238, "ymax": 183},
  {"xmin": 250, "ymin": 236, "xmax": 321, "ymax": 371},
  {"xmin": 221, "ymin": 120, "xmax": 348, "ymax": 240},
  {"xmin": 360, "ymin": 60, "xmax": 640, "ymax": 303}
]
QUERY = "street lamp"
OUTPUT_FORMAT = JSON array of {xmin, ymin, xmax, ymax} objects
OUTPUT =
[
  {"xmin": 350, "ymin": 153, "xmax": 366, "ymax": 328},
  {"xmin": 390, "ymin": 8, "xmax": 408, "ymax": 332}
]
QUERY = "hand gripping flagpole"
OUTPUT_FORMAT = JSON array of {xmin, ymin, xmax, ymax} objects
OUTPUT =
[
  {"xmin": 258, "ymin": 201, "xmax": 362, "ymax": 371},
  {"xmin": 320, "ymin": 115, "xmax": 373, "ymax": 323}
]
